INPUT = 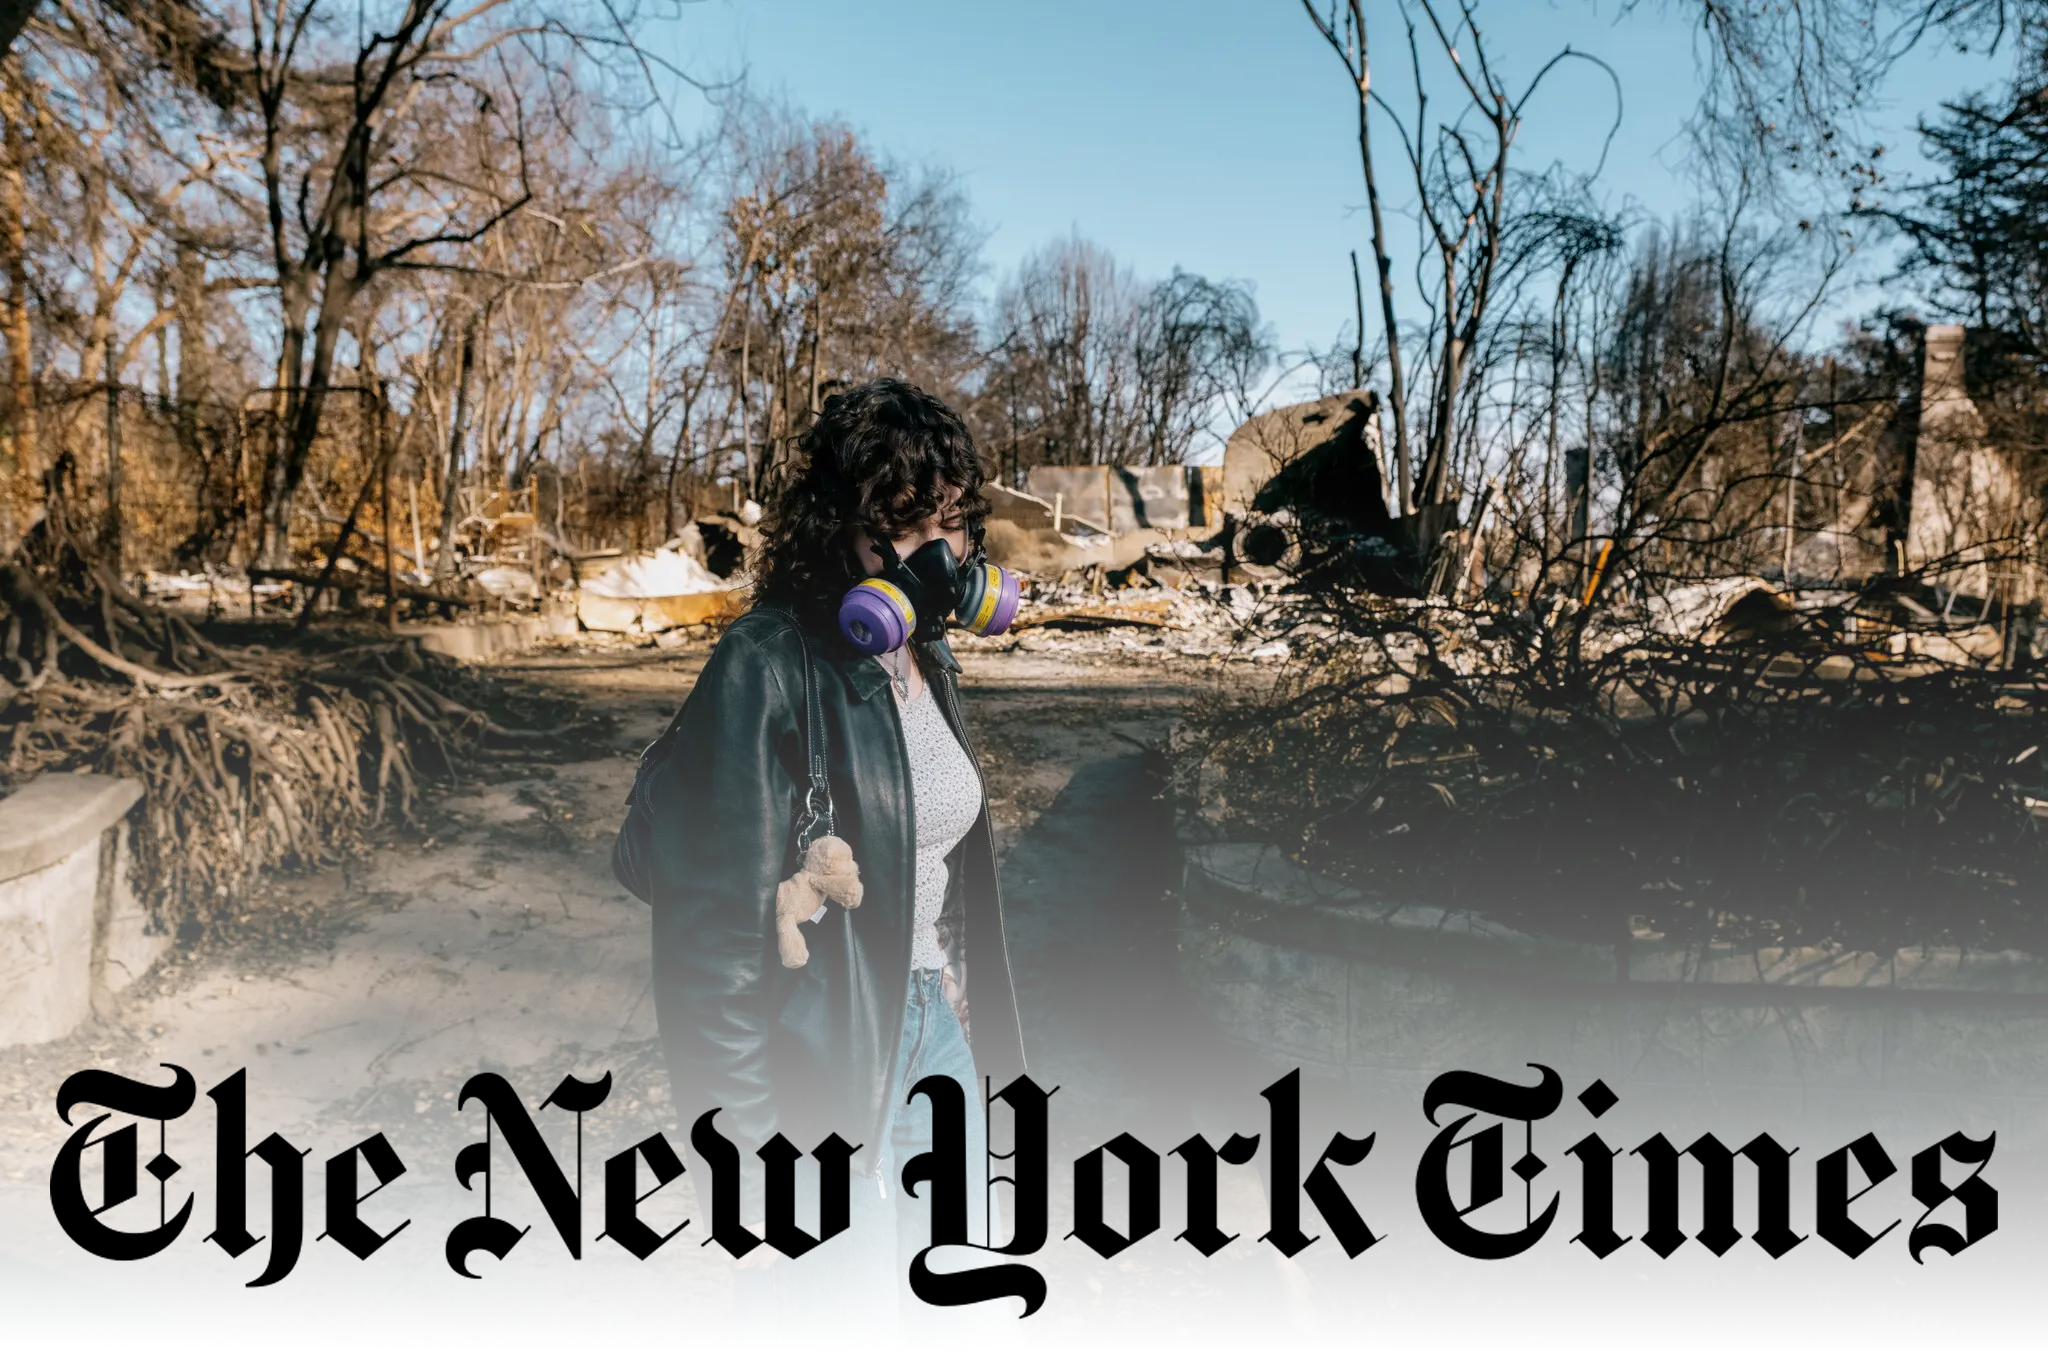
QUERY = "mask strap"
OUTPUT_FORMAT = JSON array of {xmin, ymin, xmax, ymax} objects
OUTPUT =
[{"xmin": 868, "ymin": 536, "xmax": 903, "ymax": 573}]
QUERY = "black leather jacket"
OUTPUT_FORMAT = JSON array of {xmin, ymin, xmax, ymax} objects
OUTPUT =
[{"xmin": 646, "ymin": 605, "xmax": 1026, "ymax": 1221}]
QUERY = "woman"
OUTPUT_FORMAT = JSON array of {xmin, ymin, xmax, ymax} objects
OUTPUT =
[{"xmin": 646, "ymin": 378, "xmax": 1026, "ymax": 1318}]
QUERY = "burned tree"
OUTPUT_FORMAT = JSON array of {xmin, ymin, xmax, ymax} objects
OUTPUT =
[
  {"xmin": 987, "ymin": 236, "xmax": 1271, "ymax": 472},
  {"xmin": 1302, "ymin": 0, "xmax": 1622, "ymax": 570},
  {"xmin": 243, "ymin": 0, "xmax": 549, "ymax": 569}
]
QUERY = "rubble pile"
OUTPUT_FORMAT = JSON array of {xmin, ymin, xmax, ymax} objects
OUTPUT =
[
  {"xmin": 956, "ymin": 573, "xmax": 1292, "ymax": 662},
  {"xmin": 580, "ymin": 545, "xmax": 730, "ymax": 599},
  {"xmin": 569, "ymin": 531, "xmax": 751, "ymax": 636},
  {"xmin": 141, "ymin": 567, "xmax": 289, "ymax": 610}
]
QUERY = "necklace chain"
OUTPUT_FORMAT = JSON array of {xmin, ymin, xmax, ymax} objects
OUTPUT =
[{"xmin": 884, "ymin": 647, "xmax": 910, "ymax": 701}]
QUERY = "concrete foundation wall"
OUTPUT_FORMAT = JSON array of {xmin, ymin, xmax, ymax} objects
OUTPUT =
[
  {"xmin": 1182, "ymin": 841, "xmax": 2048, "ymax": 1098},
  {"xmin": 1219, "ymin": 390, "xmax": 1382, "ymax": 519},
  {"xmin": 983, "ymin": 521, "xmax": 1163, "ymax": 578},
  {"xmin": 0, "ymin": 773, "xmax": 158, "ymax": 1047},
  {"xmin": 100, "ymin": 822, "xmax": 162, "ymax": 996},
  {"xmin": 1025, "ymin": 465, "xmax": 1196, "ymax": 532},
  {"xmin": 0, "ymin": 839, "xmax": 98, "ymax": 1045}
]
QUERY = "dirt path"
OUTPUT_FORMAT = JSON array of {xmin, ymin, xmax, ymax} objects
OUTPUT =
[{"xmin": 1, "ymin": 640, "xmax": 1292, "ymax": 1353}]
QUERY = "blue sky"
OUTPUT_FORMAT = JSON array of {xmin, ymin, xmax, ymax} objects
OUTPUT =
[{"xmin": 655, "ymin": 1, "xmax": 2019, "ymax": 385}]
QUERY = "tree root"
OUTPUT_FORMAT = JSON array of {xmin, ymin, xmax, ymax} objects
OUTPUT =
[
  {"xmin": 1, "ymin": 561, "xmax": 238, "ymax": 692},
  {"xmin": 1, "ymin": 533, "xmax": 597, "ymax": 938}
]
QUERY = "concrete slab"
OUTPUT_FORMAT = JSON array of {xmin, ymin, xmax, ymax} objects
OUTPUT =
[{"xmin": 395, "ymin": 618, "xmax": 543, "ymax": 661}]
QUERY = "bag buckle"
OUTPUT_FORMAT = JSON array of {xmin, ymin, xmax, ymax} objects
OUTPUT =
[{"xmin": 795, "ymin": 786, "xmax": 834, "ymax": 851}]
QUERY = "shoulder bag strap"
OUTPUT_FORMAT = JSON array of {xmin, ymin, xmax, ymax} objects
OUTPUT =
[{"xmin": 776, "ymin": 608, "xmax": 835, "ymax": 854}]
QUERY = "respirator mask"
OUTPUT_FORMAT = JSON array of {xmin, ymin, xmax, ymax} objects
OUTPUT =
[{"xmin": 837, "ymin": 520, "xmax": 1022, "ymax": 654}]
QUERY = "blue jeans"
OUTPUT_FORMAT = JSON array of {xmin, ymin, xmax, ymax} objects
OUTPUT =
[{"xmin": 735, "ymin": 967, "xmax": 1001, "ymax": 1330}]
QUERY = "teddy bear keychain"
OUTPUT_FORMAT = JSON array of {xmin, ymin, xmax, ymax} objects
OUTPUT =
[{"xmin": 773, "ymin": 834, "xmax": 864, "ymax": 967}]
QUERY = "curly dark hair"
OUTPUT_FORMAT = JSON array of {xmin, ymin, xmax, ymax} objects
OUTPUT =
[{"xmin": 749, "ymin": 379, "xmax": 992, "ymax": 634}]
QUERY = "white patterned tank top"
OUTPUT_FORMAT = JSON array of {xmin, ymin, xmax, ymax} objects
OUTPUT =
[{"xmin": 897, "ymin": 679, "xmax": 982, "ymax": 971}]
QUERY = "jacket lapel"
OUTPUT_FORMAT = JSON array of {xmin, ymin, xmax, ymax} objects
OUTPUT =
[
  {"xmin": 825, "ymin": 648, "xmax": 896, "ymax": 702},
  {"xmin": 824, "ymin": 636, "xmax": 960, "ymax": 703}
]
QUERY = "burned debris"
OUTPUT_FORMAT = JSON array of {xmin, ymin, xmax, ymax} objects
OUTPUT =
[{"xmin": 1183, "ymin": 317, "xmax": 2048, "ymax": 957}]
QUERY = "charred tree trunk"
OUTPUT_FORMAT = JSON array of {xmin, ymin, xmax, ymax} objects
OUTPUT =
[
  {"xmin": 434, "ymin": 316, "xmax": 477, "ymax": 582},
  {"xmin": 256, "ymin": 260, "xmax": 357, "ymax": 568},
  {"xmin": 102, "ymin": 343, "xmax": 120, "ymax": 567},
  {"xmin": 2, "ymin": 99, "xmax": 33, "ymax": 549}
]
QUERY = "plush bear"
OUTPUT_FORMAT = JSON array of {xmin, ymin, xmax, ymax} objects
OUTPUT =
[{"xmin": 773, "ymin": 834, "xmax": 864, "ymax": 968}]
